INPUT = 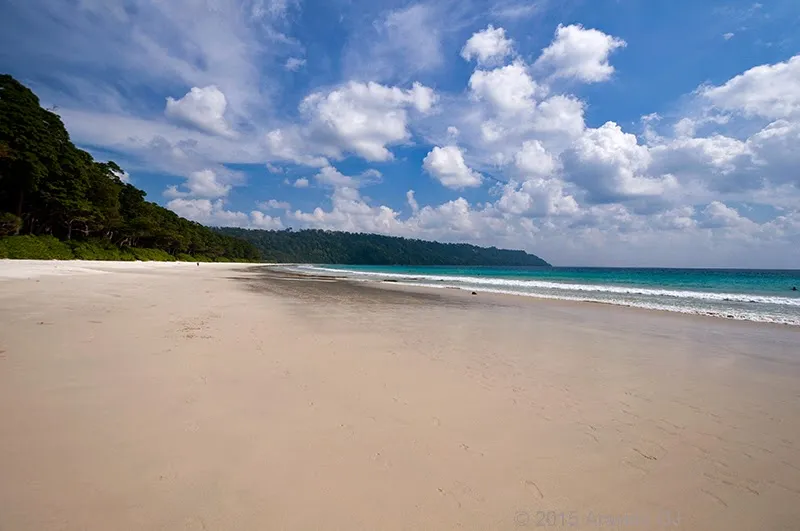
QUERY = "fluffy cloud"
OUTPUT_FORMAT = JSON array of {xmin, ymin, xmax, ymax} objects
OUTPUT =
[
  {"xmin": 534, "ymin": 24, "xmax": 626, "ymax": 83},
  {"xmin": 425, "ymin": 39, "xmax": 587, "ymax": 175},
  {"xmin": 314, "ymin": 166, "xmax": 358, "ymax": 188},
  {"xmin": 745, "ymin": 119, "xmax": 800, "ymax": 187},
  {"xmin": 312, "ymin": 166, "xmax": 382, "ymax": 188},
  {"xmin": 423, "ymin": 146, "xmax": 483, "ymax": 189},
  {"xmin": 515, "ymin": 140, "xmax": 558, "ymax": 177},
  {"xmin": 699, "ymin": 201, "xmax": 756, "ymax": 230},
  {"xmin": 497, "ymin": 178, "xmax": 579, "ymax": 217},
  {"xmin": 649, "ymin": 119, "xmax": 800, "ymax": 194},
  {"xmin": 291, "ymin": 186, "xmax": 403, "ymax": 233},
  {"xmin": 561, "ymin": 122, "xmax": 678, "ymax": 203},
  {"xmin": 249, "ymin": 210, "xmax": 286, "ymax": 229},
  {"xmin": 469, "ymin": 61, "xmax": 540, "ymax": 113},
  {"xmin": 268, "ymin": 81, "xmax": 436, "ymax": 164},
  {"xmin": 265, "ymin": 129, "xmax": 330, "ymax": 167},
  {"xmin": 649, "ymin": 134, "xmax": 749, "ymax": 192},
  {"xmin": 163, "ymin": 169, "xmax": 233, "ymax": 199},
  {"xmin": 527, "ymin": 95, "xmax": 586, "ymax": 143},
  {"xmin": 700, "ymin": 55, "xmax": 800, "ymax": 119},
  {"xmin": 461, "ymin": 25, "xmax": 514, "ymax": 65},
  {"xmin": 167, "ymin": 198, "xmax": 283, "ymax": 229},
  {"xmin": 165, "ymin": 86, "xmax": 234, "ymax": 137},
  {"xmin": 290, "ymin": 188, "xmax": 511, "ymax": 244}
]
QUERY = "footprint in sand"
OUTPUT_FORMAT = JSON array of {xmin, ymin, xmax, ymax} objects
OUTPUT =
[
  {"xmin": 625, "ymin": 440, "xmax": 668, "ymax": 472},
  {"xmin": 524, "ymin": 479, "xmax": 544, "ymax": 499}
]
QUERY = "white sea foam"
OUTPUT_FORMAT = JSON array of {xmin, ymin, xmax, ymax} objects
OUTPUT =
[
  {"xmin": 301, "ymin": 265, "xmax": 800, "ymax": 308},
  {"xmin": 380, "ymin": 281, "xmax": 800, "ymax": 326}
]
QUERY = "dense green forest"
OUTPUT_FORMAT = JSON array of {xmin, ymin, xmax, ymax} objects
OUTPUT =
[
  {"xmin": 216, "ymin": 228, "xmax": 551, "ymax": 266},
  {"xmin": 0, "ymin": 74, "xmax": 261, "ymax": 261}
]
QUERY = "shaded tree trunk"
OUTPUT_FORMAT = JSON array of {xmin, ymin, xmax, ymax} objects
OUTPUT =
[{"xmin": 15, "ymin": 189, "xmax": 24, "ymax": 219}]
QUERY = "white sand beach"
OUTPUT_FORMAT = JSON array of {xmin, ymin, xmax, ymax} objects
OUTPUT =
[{"xmin": 1, "ymin": 260, "xmax": 799, "ymax": 530}]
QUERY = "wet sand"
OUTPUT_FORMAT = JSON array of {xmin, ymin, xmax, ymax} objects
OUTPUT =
[{"xmin": 1, "ymin": 261, "xmax": 799, "ymax": 530}]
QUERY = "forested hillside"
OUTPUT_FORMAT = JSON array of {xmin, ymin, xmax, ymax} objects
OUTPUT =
[
  {"xmin": 0, "ymin": 74, "xmax": 260, "ymax": 261},
  {"xmin": 216, "ymin": 228, "xmax": 551, "ymax": 266}
]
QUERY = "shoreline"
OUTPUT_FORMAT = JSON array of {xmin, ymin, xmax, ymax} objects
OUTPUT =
[
  {"xmin": 263, "ymin": 264, "xmax": 800, "ymax": 330},
  {"xmin": 3, "ymin": 259, "xmax": 798, "ymax": 328}
]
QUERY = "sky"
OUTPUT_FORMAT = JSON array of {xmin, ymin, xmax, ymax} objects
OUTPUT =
[{"xmin": 1, "ymin": 0, "xmax": 799, "ymax": 267}]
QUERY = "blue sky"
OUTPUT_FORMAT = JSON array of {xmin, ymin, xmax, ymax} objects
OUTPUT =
[{"xmin": 1, "ymin": 0, "xmax": 799, "ymax": 267}]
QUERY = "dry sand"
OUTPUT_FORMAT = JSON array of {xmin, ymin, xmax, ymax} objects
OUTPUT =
[{"xmin": 1, "ymin": 260, "xmax": 799, "ymax": 530}]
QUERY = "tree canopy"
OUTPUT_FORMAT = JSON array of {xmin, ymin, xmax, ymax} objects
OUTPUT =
[
  {"xmin": 216, "ymin": 228, "xmax": 551, "ymax": 266},
  {"xmin": 0, "ymin": 74, "xmax": 260, "ymax": 262}
]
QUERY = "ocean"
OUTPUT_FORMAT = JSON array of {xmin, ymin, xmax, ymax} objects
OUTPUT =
[{"xmin": 294, "ymin": 265, "xmax": 800, "ymax": 326}]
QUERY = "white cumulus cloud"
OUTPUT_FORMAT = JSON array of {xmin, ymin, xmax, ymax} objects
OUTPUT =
[
  {"xmin": 423, "ymin": 146, "xmax": 483, "ymax": 189},
  {"xmin": 268, "ymin": 81, "xmax": 437, "ymax": 164},
  {"xmin": 469, "ymin": 61, "xmax": 541, "ymax": 113},
  {"xmin": 515, "ymin": 140, "xmax": 558, "ymax": 177},
  {"xmin": 163, "ymin": 169, "xmax": 232, "ymax": 199},
  {"xmin": 534, "ymin": 24, "xmax": 626, "ymax": 83},
  {"xmin": 700, "ymin": 55, "xmax": 800, "ymax": 119},
  {"xmin": 461, "ymin": 25, "xmax": 514, "ymax": 65},
  {"xmin": 165, "ymin": 86, "xmax": 234, "ymax": 137},
  {"xmin": 561, "ymin": 122, "xmax": 678, "ymax": 203},
  {"xmin": 167, "ymin": 198, "xmax": 283, "ymax": 229}
]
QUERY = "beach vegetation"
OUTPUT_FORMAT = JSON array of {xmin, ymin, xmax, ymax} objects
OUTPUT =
[{"xmin": 0, "ymin": 75, "xmax": 262, "ymax": 262}]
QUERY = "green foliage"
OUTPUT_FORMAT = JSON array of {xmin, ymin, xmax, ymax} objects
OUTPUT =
[
  {"xmin": 0, "ymin": 74, "xmax": 262, "ymax": 262},
  {"xmin": 0, "ymin": 235, "xmax": 74, "ymax": 259},
  {"xmin": 0, "ymin": 211, "xmax": 22, "ymax": 235},
  {"xmin": 0, "ymin": 234, "xmax": 242, "ymax": 262},
  {"xmin": 215, "ymin": 228, "xmax": 551, "ymax": 266},
  {"xmin": 130, "ymin": 247, "xmax": 176, "ymax": 262},
  {"xmin": 68, "ymin": 239, "xmax": 137, "ymax": 261}
]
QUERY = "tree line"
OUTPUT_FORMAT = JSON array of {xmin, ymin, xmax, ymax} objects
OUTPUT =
[
  {"xmin": 215, "ymin": 228, "xmax": 551, "ymax": 266},
  {"xmin": 0, "ymin": 74, "xmax": 260, "ymax": 261}
]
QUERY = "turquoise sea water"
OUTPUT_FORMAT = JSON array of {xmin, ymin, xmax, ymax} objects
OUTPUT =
[{"xmin": 296, "ymin": 265, "xmax": 800, "ymax": 326}]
